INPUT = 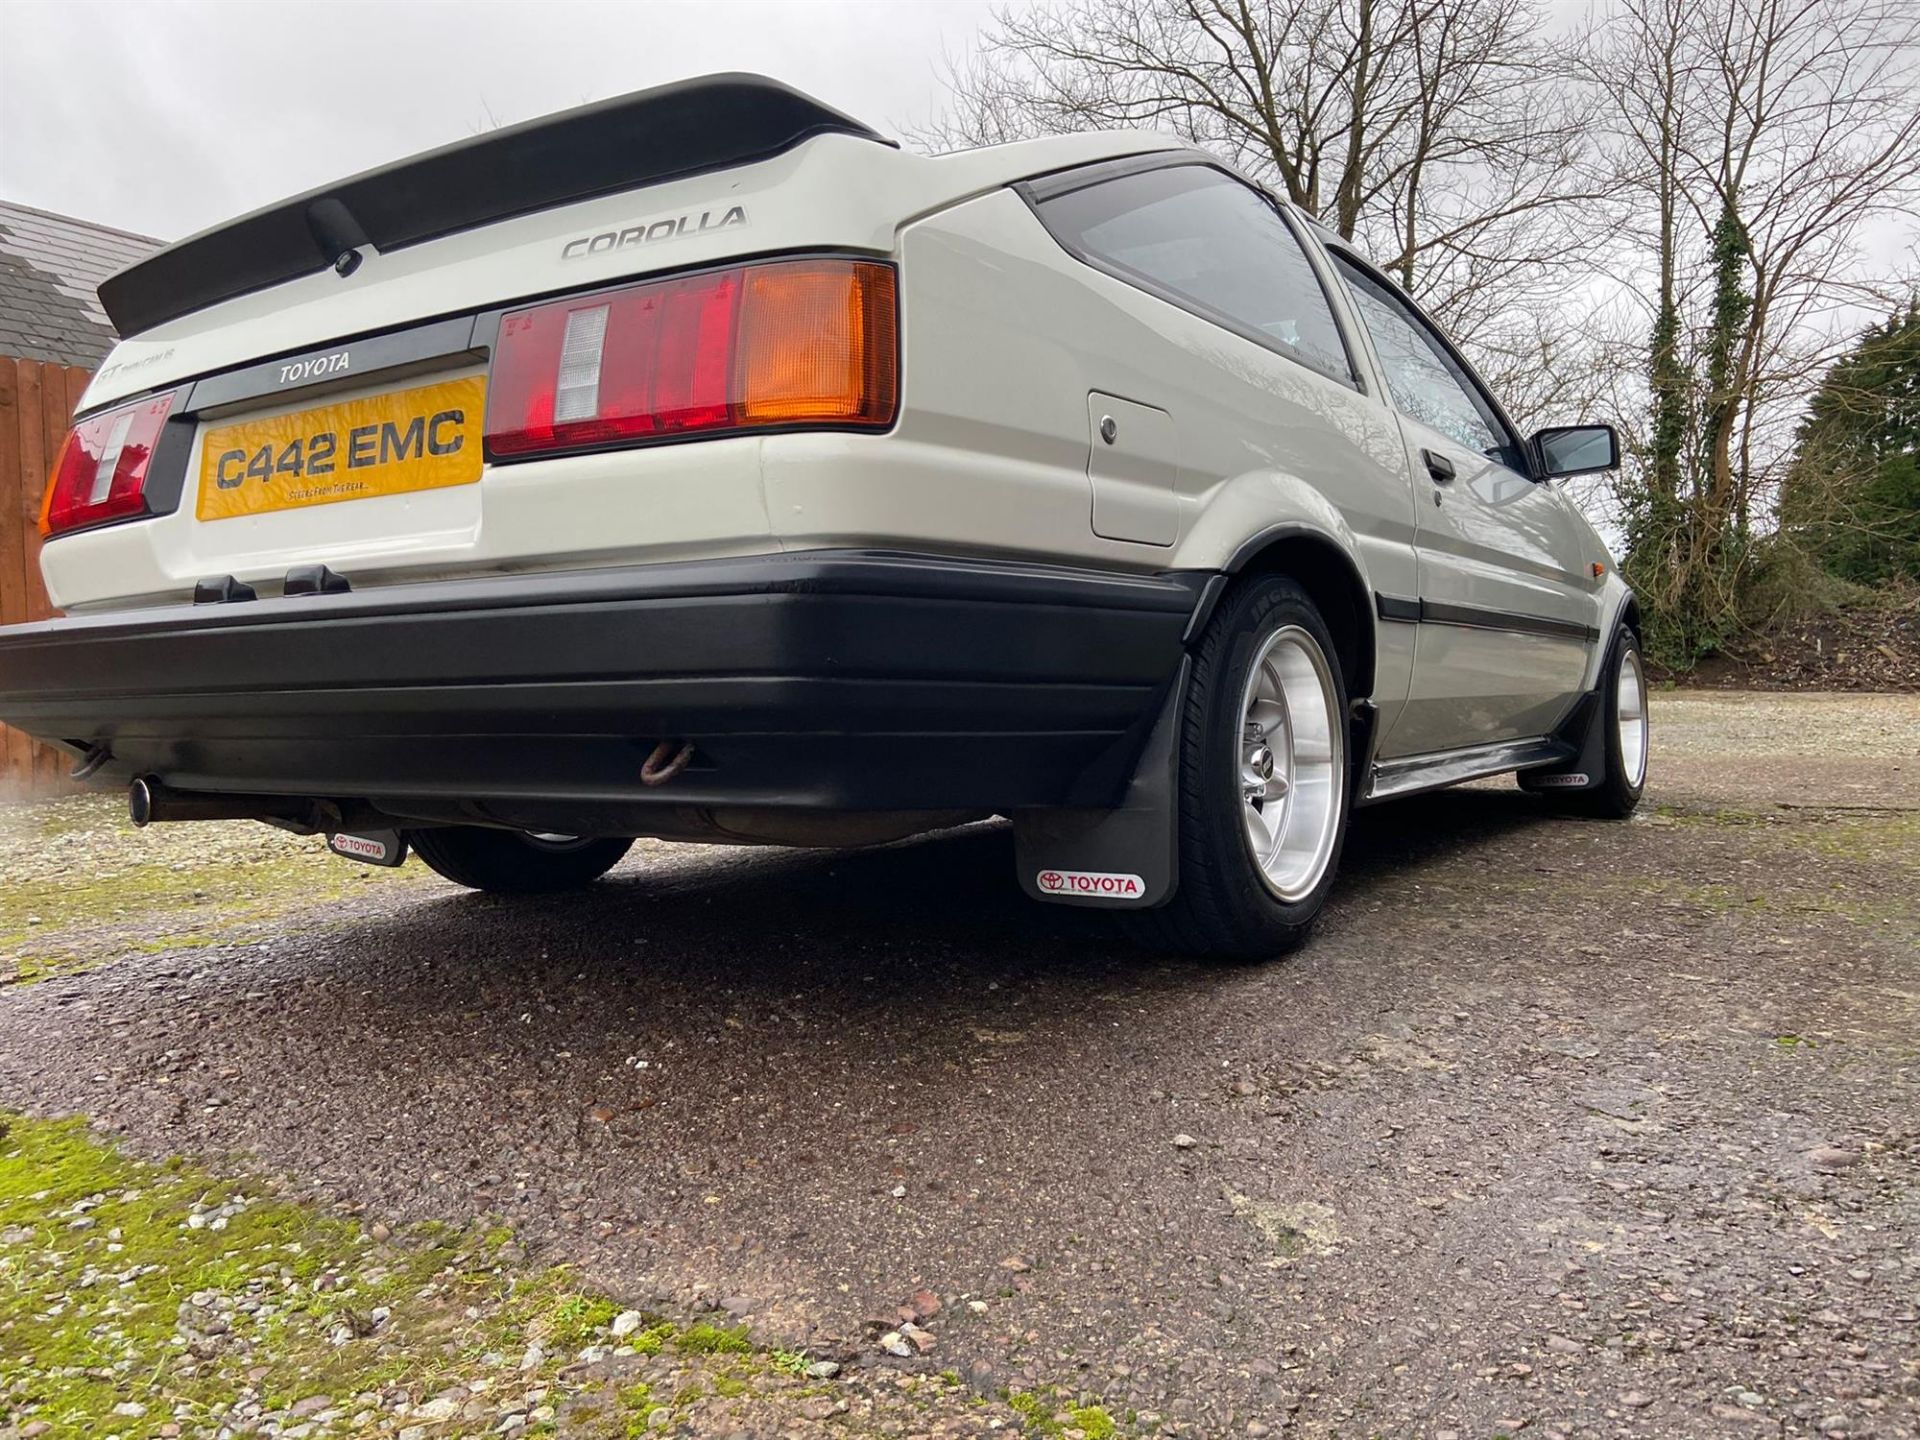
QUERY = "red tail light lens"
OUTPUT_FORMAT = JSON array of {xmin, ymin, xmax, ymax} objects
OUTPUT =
[
  {"xmin": 485, "ymin": 258, "xmax": 897, "ymax": 459},
  {"xmin": 39, "ymin": 390, "xmax": 178, "ymax": 538}
]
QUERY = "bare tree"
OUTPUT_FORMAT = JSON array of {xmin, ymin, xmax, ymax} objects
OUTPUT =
[
  {"xmin": 910, "ymin": 0, "xmax": 1609, "ymax": 359},
  {"xmin": 917, "ymin": 0, "xmax": 1920, "ymax": 659},
  {"xmin": 1578, "ymin": 0, "xmax": 1693, "ymax": 532},
  {"xmin": 1585, "ymin": 0, "xmax": 1920, "ymax": 654}
]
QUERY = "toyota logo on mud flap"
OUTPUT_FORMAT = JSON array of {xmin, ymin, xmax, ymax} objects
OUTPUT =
[{"xmin": 1036, "ymin": 869, "xmax": 1145, "ymax": 898}]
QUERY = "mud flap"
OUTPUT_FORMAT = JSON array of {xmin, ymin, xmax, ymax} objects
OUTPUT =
[
  {"xmin": 1518, "ymin": 689, "xmax": 1608, "ymax": 794},
  {"xmin": 1013, "ymin": 658, "xmax": 1187, "ymax": 909}
]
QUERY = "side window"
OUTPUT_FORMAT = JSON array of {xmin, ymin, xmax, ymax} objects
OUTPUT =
[
  {"xmin": 1036, "ymin": 164, "xmax": 1355, "ymax": 385},
  {"xmin": 1332, "ymin": 256, "xmax": 1525, "ymax": 471}
]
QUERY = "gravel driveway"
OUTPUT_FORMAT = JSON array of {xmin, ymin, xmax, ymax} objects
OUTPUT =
[{"xmin": 2, "ymin": 689, "xmax": 1916, "ymax": 1440}]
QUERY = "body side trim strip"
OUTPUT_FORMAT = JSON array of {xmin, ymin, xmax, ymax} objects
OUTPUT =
[
  {"xmin": 1419, "ymin": 598, "xmax": 1598, "ymax": 642},
  {"xmin": 1372, "ymin": 591, "xmax": 1597, "ymax": 642}
]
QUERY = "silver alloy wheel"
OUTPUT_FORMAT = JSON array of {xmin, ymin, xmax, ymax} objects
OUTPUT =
[
  {"xmin": 1618, "ymin": 644, "xmax": 1649, "ymax": 788},
  {"xmin": 1236, "ymin": 624, "xmax": 1345, "ymax": 902}
]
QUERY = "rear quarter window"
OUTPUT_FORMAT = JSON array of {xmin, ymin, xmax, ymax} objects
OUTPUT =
[{"xmin": 1034, "ymin": 164, "xmax": 1354, "ymax": 386}]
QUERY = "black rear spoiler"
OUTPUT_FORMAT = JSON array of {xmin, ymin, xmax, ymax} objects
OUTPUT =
[{"xmin": 99, "ymin": 73, "xmax": 888, "ymax": 338}]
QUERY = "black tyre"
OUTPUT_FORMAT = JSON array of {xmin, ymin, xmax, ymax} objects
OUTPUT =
[
  {"xmin": 1548, "ymin": 628, "xmax": 1649, "ymax": 819},
  {"xmin": 1128, "ymin": 574, "xmax": 1351, "ymax": 961},
  {"xmin": 410, "ymin": 827, "xmax": 634, "ymax": 893}
]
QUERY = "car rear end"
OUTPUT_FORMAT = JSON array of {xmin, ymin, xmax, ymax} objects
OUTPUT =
[
  {"xmin": 0, "ymin": 76, "xmax": 1200, "ymax": 844},
  {"xmin": 47, "ymin": 77, "xmax": 914, "ymax": 614}
]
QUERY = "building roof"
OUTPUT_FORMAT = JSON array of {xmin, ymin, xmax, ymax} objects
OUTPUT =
[{"xmin": 0, "ymin": 200, "xmax": 163, "ymax": 368}]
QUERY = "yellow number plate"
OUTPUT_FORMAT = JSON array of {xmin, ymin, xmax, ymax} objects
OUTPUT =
[{"xmin": 197, "ymin": 376, "xmax": 486, "ymax": 521}]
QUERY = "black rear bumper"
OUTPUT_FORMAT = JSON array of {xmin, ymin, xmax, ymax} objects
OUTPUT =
[{"xmin": 0, "ymin": 551, "xmax": 1204, "ymax": 822}]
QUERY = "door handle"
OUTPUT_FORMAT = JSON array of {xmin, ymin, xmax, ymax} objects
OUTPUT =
[{"xmin": 1422, "ymin": 449, "xmax": 1456, "ymax": 483}]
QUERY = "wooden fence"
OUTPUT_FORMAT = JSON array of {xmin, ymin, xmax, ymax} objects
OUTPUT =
[{"xmin": 0, "ymin": 356, "xmax": 90, "ymax": 798}]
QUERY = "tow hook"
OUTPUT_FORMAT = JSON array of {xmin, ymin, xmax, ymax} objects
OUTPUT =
[
  {"xmin": 70, "ymin": 742, "xmax": 112, "ymax": 781},
  {"xmin": 640, "ymin": 740, "xmax": 695, "ymax": 787}
]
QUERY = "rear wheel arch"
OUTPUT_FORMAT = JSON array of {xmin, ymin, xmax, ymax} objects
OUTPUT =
[{"xmin": 1213, "ymin": 529, "xmax": 1375, "ymax": 702}]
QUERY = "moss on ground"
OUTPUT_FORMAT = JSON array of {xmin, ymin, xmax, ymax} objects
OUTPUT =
[
  {"xmin": 0, "ymin": 1111, "xmax": 615, "ymax": 1437},
  {"xmin": 1403, "ymin": 800, "xmax": 1920, "ymax": 933},
  {"xmin": 0, "ymin": 1115, "xmax": 884, "ymax": 1439},
  {"xmin": 0, "ymin": 798, "xmax": 424, "ymax": 988},
  {"xmin": 1007, "ymin": 1388, "xmax": 1122, "ymax": 1438},
  {"xmin": 673, "ymin": 1321, "xmax": 752, "ymax": 1355},
  {"xmin": 1650, "ymin": 803, "xmax": 1777, "ymax": 828},
  {"xmin": 1, "ymin": 853, "xmax": 400, "ymax": 952},
  {"xmin": 0, "ymin": 1113, "xmax": 1109, "ymax": 1438},
  {"xmin": 1806, "ymin": 810, "xmax": 1920, "ymax": 868}
]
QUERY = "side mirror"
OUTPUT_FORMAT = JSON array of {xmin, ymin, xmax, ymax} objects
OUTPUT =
[{"xmin": 1532, "ymin": 424, "xmax": 1619, "ymax": 479}]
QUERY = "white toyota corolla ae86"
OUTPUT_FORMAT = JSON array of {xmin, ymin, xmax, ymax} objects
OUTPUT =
[{"xmin": 0, "ymin": 75, "xmax": 1648, "ymax": 960}]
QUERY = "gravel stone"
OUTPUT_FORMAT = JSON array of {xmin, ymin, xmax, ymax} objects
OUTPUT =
[
  {"xmin": 609, "ymin": 1310, "xmax": 645, "ymax": 1338},
  {"xmin": 1808, "ymin": 1145, "xmax": 1862, "ymax": 1170}
]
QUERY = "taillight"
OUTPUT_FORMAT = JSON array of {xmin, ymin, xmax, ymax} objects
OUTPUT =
[
  {"xmin": 485, "ymin": 258, "xmax": 897, "ymax": 459},
  {"xmin": 39, "ymin": 390, "xmax": 178, "ymax": 538}
]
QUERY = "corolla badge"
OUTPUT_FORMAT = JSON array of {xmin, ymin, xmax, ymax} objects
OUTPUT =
[{"xmin": 561, "ymin": 206, "xmax": 748, "ymax": 260}]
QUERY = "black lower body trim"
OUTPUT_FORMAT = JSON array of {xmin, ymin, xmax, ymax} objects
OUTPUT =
[
  {"xmin": 1375, "ymin": 592, "xmax": 1597, "ymax": 642},
  {"xmin": 0, "ymin": 551, "xmax": 1203, "ymax": 819}
]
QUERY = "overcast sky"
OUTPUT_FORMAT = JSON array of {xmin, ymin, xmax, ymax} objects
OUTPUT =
[
  {"xmin": 0, "ymin": 0, "xmax": 1006, "ymax": 242},
  {"xmin": 2, "ymin": 0, "xmax": 1906, "ymax": 281}
]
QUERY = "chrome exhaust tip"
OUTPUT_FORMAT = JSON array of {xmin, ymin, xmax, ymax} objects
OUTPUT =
[{"xmin": 127, "ymin": 777, "xmax": 322, "ymax": 830}]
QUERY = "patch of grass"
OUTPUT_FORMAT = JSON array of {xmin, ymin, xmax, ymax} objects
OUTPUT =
[
  {"xmin": 1, "ymin": 850, "xmax": 315, "ymax": 938},
  {"xmin": 630, "ymin": 1321, "xmax": 675, "ymax": 1355},
  {"xmin": 1652, "ymin": 803, "xmax": 1774, "ymax": 828},
  {"xmin": 1807, "ymin": 811, "xmax": 1920, "ymax": 867},
  {"xmin": 617, "ymin": 1381, "xmax": 658, "ymax": 1436},
  {"xmin": 0, "ymin": 1113, "xmax": 505, "ymax": 1437},
  {"xmin": 0, "ymin": 1114, "xmax": 1124, "ymax": 1437},
  {"xmin": 675, "ymin": 1320, "xmax": 752, "ymax": 1355},
  {"xmin": 0, "ymin": 1114, "xmax": 779, "ymax": 1440},
  {"xmin": 545, "ymin": 1294, "xmax": 622, "ymax": 1349},
  {"xmin": 1679, "ymin": 882, "xmax": 1770, "ymax": 911},
  {"xmin": 0, "ymin": 846, "xmax": 421, "ymax": 988},
  {"xmin": 1008, "ymin": 1388, "xmax": 1123, "ymax": 1438},
  {"xmin": 28, "ymin": 799, "xmax": 118, "ymax": 841}
]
